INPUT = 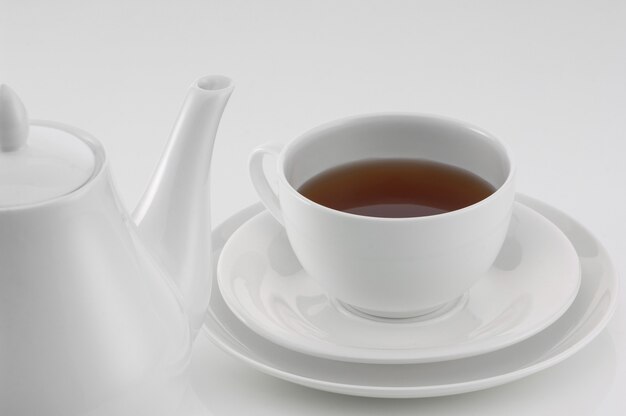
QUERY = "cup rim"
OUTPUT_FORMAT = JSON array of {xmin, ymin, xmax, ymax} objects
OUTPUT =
[{"xmin": 276, "ymin": 112, "xmax": 516, "ymax": 222}]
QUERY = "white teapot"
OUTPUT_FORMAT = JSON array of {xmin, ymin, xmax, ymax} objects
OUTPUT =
[{"xmin": 0, "ymin": 75, "xmax": 233, "ymax": 415}]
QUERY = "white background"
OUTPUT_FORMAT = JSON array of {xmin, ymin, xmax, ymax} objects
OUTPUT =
[{"xmin": 2, "ymin": 0, "xmax": 625, "ymax": 414}]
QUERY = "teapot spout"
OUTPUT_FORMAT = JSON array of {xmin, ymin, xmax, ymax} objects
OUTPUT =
[{"xmin": 133, "ymin": 75, "xmax": 234, "ymax": 334}]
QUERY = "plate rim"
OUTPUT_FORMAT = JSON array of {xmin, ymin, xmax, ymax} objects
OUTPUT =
[
  {"xmin": 203, "ymin": 195, "xmax": 619, "ymax": 398},
  {"xmin": 215, "ymin": 201, "xmax": 582, "ymax": 364}
]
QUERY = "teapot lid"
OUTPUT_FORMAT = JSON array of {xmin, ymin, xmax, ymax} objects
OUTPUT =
[{"xmin": 0, "ymin": 85, "xmax": 96, "ymax": 208}]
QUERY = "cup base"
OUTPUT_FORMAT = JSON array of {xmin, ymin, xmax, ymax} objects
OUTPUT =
[{"xmin": 336, "ymin": 294, "xmax": 468, "ymax": 323}]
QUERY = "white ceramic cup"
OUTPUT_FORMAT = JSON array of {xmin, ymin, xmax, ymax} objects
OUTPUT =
[{"xmin": 249, "ymin": 113, "xmax": 515, "ymax": 318}]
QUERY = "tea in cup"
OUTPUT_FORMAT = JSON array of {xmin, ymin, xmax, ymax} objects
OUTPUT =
[{"xmin": 249, "ymin": 113, "xmax": 515, "ymax": 318}]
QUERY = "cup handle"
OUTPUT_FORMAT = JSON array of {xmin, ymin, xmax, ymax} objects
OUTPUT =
[{"xmin": 249, "ymin": 142, "xmax": 284, "ymax": 225}]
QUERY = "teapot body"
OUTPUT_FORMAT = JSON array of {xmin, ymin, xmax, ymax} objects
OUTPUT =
[
  {"xmin": 0, "ymin": 75, "xmax": 233, "ymax": 415},
  {"xmin": 0, "ymin": 122, "xmax": 190, "ymax": 415}
]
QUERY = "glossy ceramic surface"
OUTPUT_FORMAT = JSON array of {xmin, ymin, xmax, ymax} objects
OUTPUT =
[
  {"xmin": 217, "ymin": 202, "xmax": 580, "ymax": 363},
  {"xmin": 204, "ymin": 195, "xmax": 618, "ymax": 398},
  {"xmin": 250, "ymin": 113, "xmax": 516, "ymax": 318},
  {"xmin": 0, "ymin": 76, "xmax": 233, "ymax": 416},
  {"xmin": 0, "ymin": 86, "xmax": 95, "ymax": 206},
  {"xmin": 134, "ymin": 74, "xmax": 234, "ymax": 332}
]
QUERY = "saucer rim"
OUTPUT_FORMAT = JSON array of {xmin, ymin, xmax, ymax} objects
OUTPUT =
[
  {"xmin": 203, "ymin": 195, "xmax": 618, "ymax": 398},
  {"xmin": 216, "ymin": 201, "xmax": 582, "ymax": 364}
]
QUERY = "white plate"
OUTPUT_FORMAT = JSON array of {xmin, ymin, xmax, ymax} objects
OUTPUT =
[
  {"xmin": 217, "ymin": 203, "xmax": 580, "ymax": 363},
  {"xmin": 203, "ymin": 195, "xmax": 618, "ymax": 398}
]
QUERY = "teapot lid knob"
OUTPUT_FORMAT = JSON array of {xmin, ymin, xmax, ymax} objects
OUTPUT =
[
  {"xmin": 0, "ymin": 85, "xmax": 98, "ymax": 207},
  {"xmin": 0, "ymin": 84, "xmax": 29, "ymax": 152}
]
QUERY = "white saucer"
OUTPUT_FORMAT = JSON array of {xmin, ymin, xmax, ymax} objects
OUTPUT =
[
  {"xmin": 204, "ymin": 195, "xmax": 618, "ymax": 398},
  {"xmin": 217, "ymin": 203, "xmax": 580, "ymax": 364}
]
